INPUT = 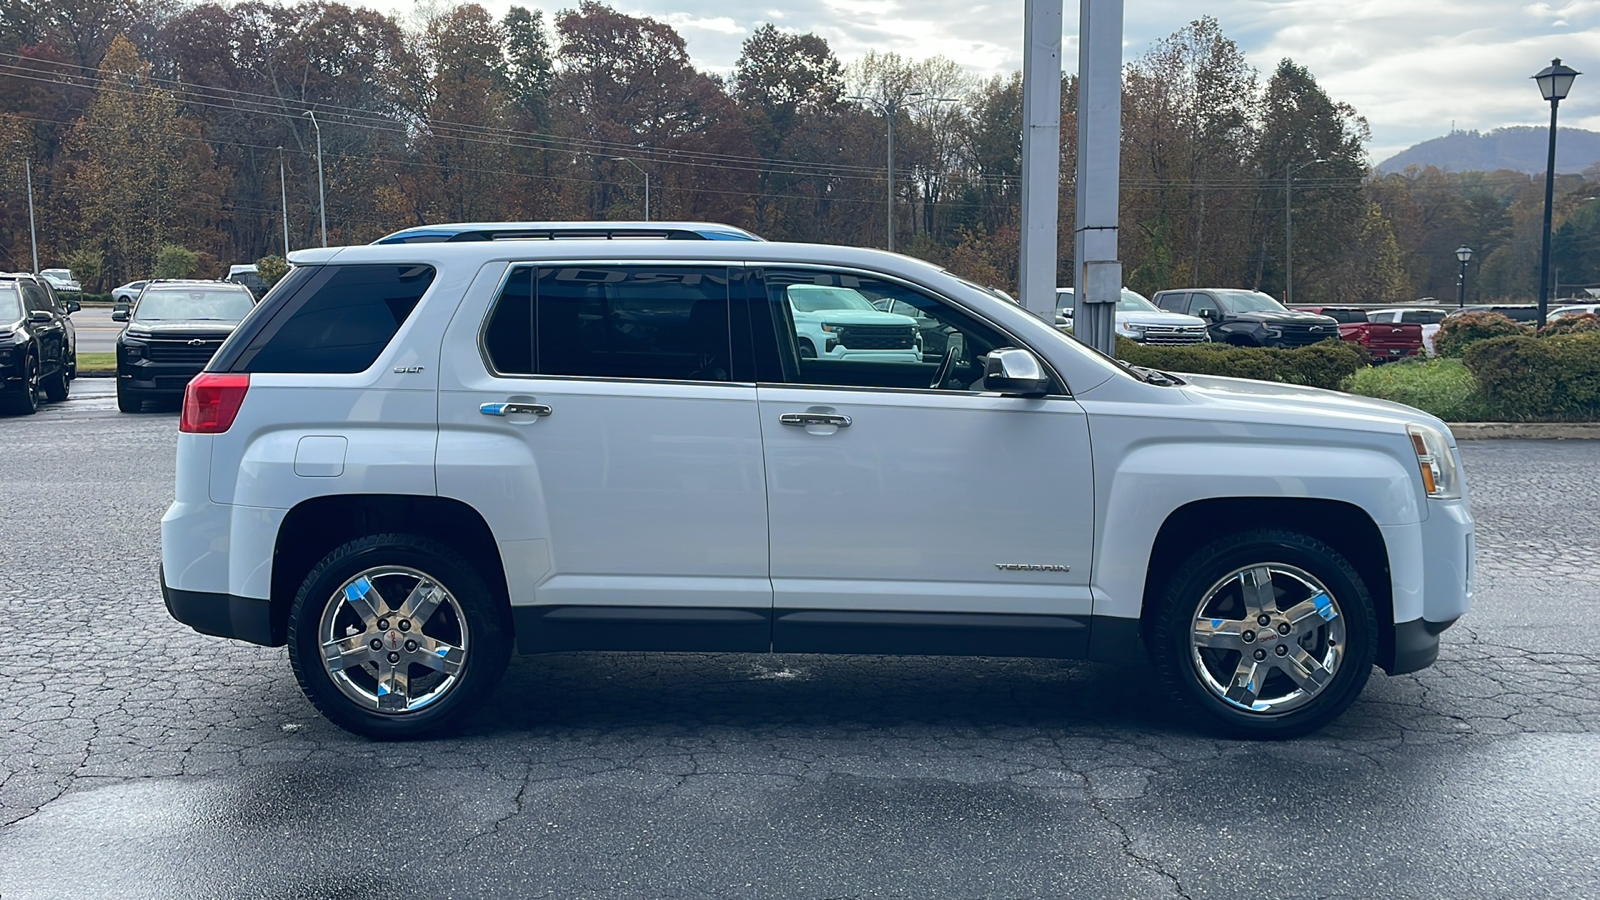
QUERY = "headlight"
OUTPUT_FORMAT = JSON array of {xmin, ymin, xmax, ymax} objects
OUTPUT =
[
  {"xmin": 1118, "ymin": 322, "xmax": 1145, "ymax": 336},
  {"xmin": 121, "ymin": 340, "xmax": 146, "ymax": 359},
  {"xmin": 1407, "ymin": 423, "xmax": 1461, "ymax": 499},
  {"xmin": 1260, "ymin": 325, "xmax": 1282, "ymax": 337},
  {"xmin": 820, "ymin": 323, "xmax": 845, "ymax": 333}
]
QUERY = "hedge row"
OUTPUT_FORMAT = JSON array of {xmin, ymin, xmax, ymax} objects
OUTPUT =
[
  {"xmin": 1462, "ymin": 331, "xmax": 1600, "ymax": 420},
  {"xmin": 1114, "ymin": 337, "xmax": 1365, "ymax": 391},
  {"xmin": 1435, "ymin": 310, "xmax": 1600, "ymax": 357}
]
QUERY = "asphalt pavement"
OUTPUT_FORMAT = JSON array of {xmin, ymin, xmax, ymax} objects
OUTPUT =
[
  {"xmin": 1, "ymin": 384, "xmax": 1598, "ymax": 899},
  {"xmin": 69, "ymin": 304, "xmax": 121, "ymax": 354}
]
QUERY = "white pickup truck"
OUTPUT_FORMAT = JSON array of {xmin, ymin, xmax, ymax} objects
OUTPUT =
[{"xmin": 160, "ymin": 237, "xmax": 1473, "ymax": 740}]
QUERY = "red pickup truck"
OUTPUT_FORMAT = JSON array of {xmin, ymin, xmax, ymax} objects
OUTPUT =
[{"xmin": 1292, "ymin": 306, "xmax": 1423, "ymax": 361}]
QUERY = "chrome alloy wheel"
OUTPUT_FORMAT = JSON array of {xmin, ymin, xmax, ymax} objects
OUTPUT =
[
  {"xmin": 1188, "ymin": 563, "xmax": 1346, "ymax": 715},
  {"xmin": 317, "ymin": 565, "xmax": 469, "ymax": 714}
]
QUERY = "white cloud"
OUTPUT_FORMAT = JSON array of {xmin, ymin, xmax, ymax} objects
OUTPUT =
[{"xmin": 400, "ymin": 0, "xmax": 1600, "ymax": 161}]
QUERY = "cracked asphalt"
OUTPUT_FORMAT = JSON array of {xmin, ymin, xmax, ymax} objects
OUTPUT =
[{"xmin": 2, "ymin": 381, "xmax": 1598, "ymax": 899}]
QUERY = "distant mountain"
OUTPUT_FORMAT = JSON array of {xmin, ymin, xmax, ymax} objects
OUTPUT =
[{"xmin": 1376, "ymin": 126, "xmax": 1600, "ymax": 175}]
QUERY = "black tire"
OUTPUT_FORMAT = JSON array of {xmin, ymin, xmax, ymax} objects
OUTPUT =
[
  {"xmin": 287, "ymin": 533, "xmax": 512, "ymax": 740},
  {"xmin": 42, "ymin": 363, "xmax": 68, "ymax": 402},
  {"xmin": 116, "ymin": 382, "xmax": 142, "ymax": 413},
  {"xmin": 1, "ymin": 354, "xmax": 40, "ymax": 415},
  {"xmin": 798, "ymin": 338, "xmax": 817, "ymax": 359},
  {"xmin": 1148, "ymin": 529, "xmax": 1376, "ymax": 739}
]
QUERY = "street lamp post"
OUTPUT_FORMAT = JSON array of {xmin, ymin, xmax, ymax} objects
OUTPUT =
[
  {"xmin": 612, "ymin": 157, "xmax": 650, "ymax": 221},
  {"xmin": 1534, "ymin": 58, "xmax": 1580, "ymax": 328},
  {"xmin": 1284, "ymin": 157, "xmax": 1327, "ymax": 305},
  {"xmin": 277, "ymin": 146, "xmax": 290, "ymax": 255},
  {"xmin": 847, "ymin": 92, "xmax": 955, "ymax": 252},
  {"xmin": 302, "ymin": 110, "xmax": 327, "ymax": 248},
  {"xmin": 1455, "ymin": 245, "xmax": 1473, "ymax": 309},
  {"xmin": 12, "ymin": 140, "xmax": 38, "ymax": 273}
]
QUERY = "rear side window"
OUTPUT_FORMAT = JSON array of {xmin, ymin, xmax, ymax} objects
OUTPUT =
[
  {"xmin": 1156, "ymin": 292, "xmax": 1187, "ymax": 312},
  {"xmin": 225, "ymin": 265, "xmax": 434, "ymax": 373},
  {"xmin": 483, "ymin": 265, "xmax": 734, "ymax": 382}
]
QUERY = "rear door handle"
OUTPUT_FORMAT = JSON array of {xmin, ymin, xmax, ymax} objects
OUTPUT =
[
  {"xmin": 480, "ymin": 401, "xmax": 552, "ymax": 417},
  {"xmin": 780, "ymin": 412, "xmax": 851, "ymax": 427}
]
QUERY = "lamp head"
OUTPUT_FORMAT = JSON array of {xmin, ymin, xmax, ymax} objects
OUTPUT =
[
  {"xmin": 1534, "ymin": 58, "xmax": 1581, "ymax": 102},
  {"xmin": 1456, "ymin": 245, "xmax": 1473, "ymax": 263}
]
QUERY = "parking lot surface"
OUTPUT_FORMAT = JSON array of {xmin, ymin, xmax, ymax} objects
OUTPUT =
[{"xmin": 2, "ymin": 384, "xmax": 1598, "ymax": 899}]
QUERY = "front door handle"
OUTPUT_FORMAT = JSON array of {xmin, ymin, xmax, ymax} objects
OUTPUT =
[
  {"xmin": 480, "ymin": 401, "xmax": 552, "ymax": 417},
  {"xmin": 780, "ymin": 412, "xmax": 851, "ymax": 427}
]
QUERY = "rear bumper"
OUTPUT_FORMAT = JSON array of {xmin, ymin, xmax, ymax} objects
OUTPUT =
[{"xmin": 161, "ymin": 566, "xmax": 279, "ymax": 646}]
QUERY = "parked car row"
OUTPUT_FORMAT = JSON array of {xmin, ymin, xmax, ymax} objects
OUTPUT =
[{"xmin": 0, "ymin": 272, "xmax": 78, "ymax": 415}]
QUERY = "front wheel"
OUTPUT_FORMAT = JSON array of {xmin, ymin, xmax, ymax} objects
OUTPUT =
[
  {"xmin": 42, "ymin": 364, "xmax": 68, "ymax": 402},
  {"xmin": 1, "ymin": 354, "xmax": 40, "ymax": 415},
  {"xmin": 1148, "ymin": 529, "xmax": 1376, "ymax": 739},
  {"xmin": 287, "ymin": 534, "xmax": 511, "ymax": 739},
  {"xmin": 116, "ymin": 381, "xmax": 142, "ymax": 413}
]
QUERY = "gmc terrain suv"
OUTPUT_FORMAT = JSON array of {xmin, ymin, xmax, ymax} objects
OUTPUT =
[{"xmin": 162, "ymin": 240, "xmax": 1475, "ymax": 740}]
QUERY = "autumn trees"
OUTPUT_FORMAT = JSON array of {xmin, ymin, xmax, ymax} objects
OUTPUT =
[{"xmin": 0, "ymin": 1, "xmax": 1576, "ymax": 302}]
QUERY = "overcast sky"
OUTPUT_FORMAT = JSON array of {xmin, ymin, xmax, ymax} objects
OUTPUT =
[{"xmin": 418, "ymin": 0, "xmax": 1600, "ymax": 163}]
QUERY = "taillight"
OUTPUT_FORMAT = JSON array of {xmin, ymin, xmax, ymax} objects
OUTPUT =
[{"xmin": 180, "ymin": 373, "xmax": 250, "ymax": 433}]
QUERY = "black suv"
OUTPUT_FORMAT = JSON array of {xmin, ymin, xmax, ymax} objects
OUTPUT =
[
  {"xmin": 115, "ymin": 280, "xmax": 257, "ymax": 412},
  {"xmin": 0, "ymin": 273, "xmax": 77, "ymax": 415},
  {"xmin": 1151, "ymin": 288, "xmax": 1339, "ymax": 348}
]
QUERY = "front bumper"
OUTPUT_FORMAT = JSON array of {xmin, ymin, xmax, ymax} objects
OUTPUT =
[{"xmin": 118, "ymin": 357, "xmax": 207, "ymax": 396}]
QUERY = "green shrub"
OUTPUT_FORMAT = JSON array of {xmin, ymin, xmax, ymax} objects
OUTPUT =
[
  {"xmin": 255, "ymin": 254, "xmax": 289, "ymax": 288},
  {"xmin": 1541, "ymin": 312, "xmax": 1600, "ymax": 336},
  {"xmin": 1343, "ymin": 357, "xmax": 1494, "ymax": 420},
  {"xmin": 1117, "ymin": 338, "xmax": 1364, "ymax": 391},
  {"xmin": 153, "ymin": 244, "xmax": 198, "ymax": 279},
  {"xmin": 1462, "ymin": 332, "xmax": 1600, "ymax": 420},
  {"xmin": 1433, "ymin": 311, "xmax": 1527, "ymax": 357},
  {"xmin": 65, "ymin": 249, "xmax": 102, "ymax": 292}
]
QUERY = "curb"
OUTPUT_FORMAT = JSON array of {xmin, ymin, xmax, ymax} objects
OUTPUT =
[{"xmin": 1447, "ymin": 422, "xmax": 1600, "ymax": 440}]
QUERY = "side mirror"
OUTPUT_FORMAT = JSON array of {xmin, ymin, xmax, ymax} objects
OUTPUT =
[
  {"xmin": 112, "ymin": 306, "xmax": 129, "ymax": 322},
  {"xmin": 66, "ymin": 299, "xmax": 80, "ymax": 313},
  {"xmin": 29, "ymin": 310, "xmax": 52, "ymax": 323},
  {"xmin": 1198, "ymin": 308, "xmax": 1218, "ymax": 321},
  {"xmin": 984, "ymin": 347, "xmax": 1051, "ymax": 397}
]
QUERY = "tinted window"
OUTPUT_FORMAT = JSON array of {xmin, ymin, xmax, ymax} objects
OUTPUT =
[
  {"xmin": 1318, "ymin": 308, "xmax": 1366, "ymax": 323},
  {"xmin": 533, "ymin": 266, "xmax": 732, "ymax": 381},
  {"xmin": 484, "ymin": 266, "xmax": 533, "ymax": 375},
  {"xmin": 1406, "ymin": 310, "xmax": 1445, "ymax": 325},
  {"xmin": 1156, "ymin": 292, "xmax": 1187, "ymax": 312},
  {"xmin": 230, "ymin": 265, "xmax": 434, "ymax": 374}
]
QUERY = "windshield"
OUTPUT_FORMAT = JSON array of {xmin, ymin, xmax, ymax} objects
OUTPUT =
[
  {"xmin": 41, "ymin": 269, "xmax": 71, "ymax": 280},
  {"xmin": 787, "ymin": 285, "xmax": 878, "ymax": 314},
  {"xmin": 133, "ymin": 288, "xmax": 254, "ymax": 322},
  {"xmin": 0, "ymin": 286, "xmax": 20, "ymax": 322},
  {"xmin": 1213, "ymin": 289, "xmax": 1286, "ymax": 313},
  {"xmin": 1055, "ymin": 288, "xmax": 1160, "ymax": 313}
]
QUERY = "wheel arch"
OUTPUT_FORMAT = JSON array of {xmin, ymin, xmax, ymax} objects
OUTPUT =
[
  {"xmin": 268, "ymin": 494, "xmax": 510, "ymax": 647},
  {"xmin": 1139, "ymin": 497, "xmax": 1396, "ymax": 672}
]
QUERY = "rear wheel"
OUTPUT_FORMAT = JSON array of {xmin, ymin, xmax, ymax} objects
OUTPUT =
[
  {"xmin": 1149, "ymin": 529, "xmax": 1376, "ymax": 739},
  {"xmin": 287, "ymin": 533, "xmax": 512, "ymax": 740},
  {"xmin": 42, "ymin": 363, "xmax": 68, "ymax": 402}
]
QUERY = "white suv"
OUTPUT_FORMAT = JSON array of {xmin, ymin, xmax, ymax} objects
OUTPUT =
[
  {"xmin": 785, "ymin": 283, "xmax": 922, "ymax": 362},
  {"xmin": 161, "ymin": 239, "xmax": 1474, "ymax": 740}
]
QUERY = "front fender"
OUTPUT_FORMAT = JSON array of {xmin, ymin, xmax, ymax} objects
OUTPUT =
[{"xmin": 1092, "ymin": 437, "xmax": 1419, "ymax": 621}]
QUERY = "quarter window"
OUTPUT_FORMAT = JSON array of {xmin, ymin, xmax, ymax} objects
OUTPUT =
[{"xmin": 228, "ymin": 265, "xmax": 434, "ymax": 374}]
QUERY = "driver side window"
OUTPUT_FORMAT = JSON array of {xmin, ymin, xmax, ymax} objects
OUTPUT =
[
  {"xmin": 759, "ymin": 269, "xmax": 1016, "ymax": 392},
  {"xmin": 1188, "ymin": 293, "xmax": 1220, "ymax": 318}
]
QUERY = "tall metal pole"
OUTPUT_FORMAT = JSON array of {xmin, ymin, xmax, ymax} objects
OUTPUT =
[
  {"xmin": 1019, "ymin": 0, "xmax": 1062, "ymax": 326},
  {"xmin": 1284, "ymin": 161, "xmax": 1293, "ymax": 305},
  {"xmin": 886, "ymin": 107, "xmax": 895, "ymax": 252},
  {"xmin": 1538, "ymin": 98, "xmax": 1560, "ymax": 328},
  {"xmin": 303, "ymin": 111, "xmax": 327, "ymax": 248},
  {"xmin": 613, "ymin": 157, "xmax": 650, "ymax": 221},
  {"xmin": 23, "ymin": 153, "xmax": 38, "ymax": 273},
  {"xmin": 277, "ymin": 147, "xmax": 290, "ymax": 255},
  {"xmin": 1072, "ymin": 0, "xmax": 1124, "ymax": 356}
]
